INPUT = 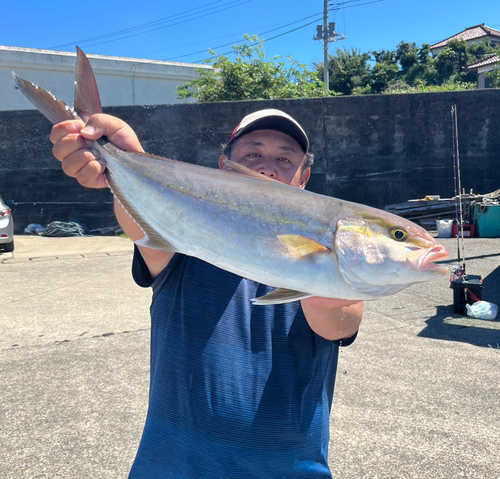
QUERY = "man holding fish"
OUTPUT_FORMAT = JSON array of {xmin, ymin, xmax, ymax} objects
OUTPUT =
[
  {"xmin": 13, "ymin": 47, "xmax": 448, "ymax": 476},
  {"xmin": 50, "ymin": 109, "xmax": 363, "ymax": 477}
]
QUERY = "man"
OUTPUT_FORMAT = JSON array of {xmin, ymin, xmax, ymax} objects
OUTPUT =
[{"xmin": 51, "ymin": 109, "xmax": 363, "ymax": 478}]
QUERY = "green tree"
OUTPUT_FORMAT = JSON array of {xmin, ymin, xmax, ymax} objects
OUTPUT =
[
  {"xmin": 433, "ymin": 39, "xmax": 480, "ymax": 85},
  {"xmin": 396, "ymin": 41, "xmax": 419, "ymax": 71},
  {"xmin": 468, "ymin": 39, "xmax": 499, "ymax": 62},
  {"xmin": 448, "ymin": 39, "xmax": 470, "ymax": 70},
  {"xmin": 316, "ymin": 47, "xmax": 372, "ymax": 95},
  {"xmin": 370, "ymin": 50, "xmax": 399, "ymax": 93},
  {"xmin": 177, "ymin": 34, "xmax": 328, "ymax": 102},
  {"xmin": 486, "ymin": 66, "xmax": 500, "ymax": 87},
  {"xmin": 434, "ymin": 47, "xmax": 456, "ymax": 81},
  {"xmin": 418, "ymin": 44, "xmax": 432, "ymax": 65}
]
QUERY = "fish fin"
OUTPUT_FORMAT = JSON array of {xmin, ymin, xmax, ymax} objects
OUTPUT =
[
  {"xmin": 119, "ymin": 149, "xmax": 181, "ymax": 163},
  {"xmin": 278, "ymin": 234, "xmax": 331, "ymax": 261},
  {"xmin": 223, "ymin": 160, "xmax": 278, "ymax": 182},
  {"xmin": 12, "ymin": 72, "xmax": 80, "ymax": 125},
  {"xmin": 106, "ymin": 173, "xmax": 177, "ymax": 252},
  {"xmin": 74, "ymin": 47, "xmax": 102, "ymax": 122},
  {"xmin": 251, "ymin": 288, "xmax": 312, "ymax": 305},
  {"xmin": 135, "ymin": 234, "xmax": 177, "ymax": 252}
]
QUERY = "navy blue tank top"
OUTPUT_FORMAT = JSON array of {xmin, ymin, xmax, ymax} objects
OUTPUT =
[{"xmin": 129, "ymin": 251, "xmax": 341, "ymax": 478}]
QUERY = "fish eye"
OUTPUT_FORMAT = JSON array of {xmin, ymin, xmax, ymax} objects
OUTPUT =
[{"xmin": 390, "ymin": 228, "xmax": 408, "ymax": 242}]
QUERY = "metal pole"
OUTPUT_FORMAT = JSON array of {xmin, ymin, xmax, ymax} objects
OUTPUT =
[{"xmin": 324, "ymin": 0, "xmax": 329, "ymax": 90}]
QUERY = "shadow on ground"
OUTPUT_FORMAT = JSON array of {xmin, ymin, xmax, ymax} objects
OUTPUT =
[{"xmin": 418, "ymin": 265, "xmax": 500, "ymax": 348}]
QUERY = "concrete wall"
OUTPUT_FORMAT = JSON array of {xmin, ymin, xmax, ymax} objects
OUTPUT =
[
  {"xmin": 0, "ymin": 46, "xmax": 212, "ymax": 111},
  {"xmin": 1, "ymin": 89, "xmax": 499, "ymax": 233}
]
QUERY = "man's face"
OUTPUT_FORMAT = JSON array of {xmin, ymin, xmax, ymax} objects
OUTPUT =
[{"xmin": 219, "ymin": 129, "xmax": 310, "ymax": 188}]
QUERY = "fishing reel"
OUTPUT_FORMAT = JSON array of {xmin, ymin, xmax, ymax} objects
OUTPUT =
[{"xmin": 450, "ymin": 264, "xmax": 465, "ymax": 281}]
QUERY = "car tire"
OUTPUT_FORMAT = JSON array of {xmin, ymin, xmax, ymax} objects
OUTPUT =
[{"xmin": 3, "ymin": 239, "xmax": 14, "ymax": 252}]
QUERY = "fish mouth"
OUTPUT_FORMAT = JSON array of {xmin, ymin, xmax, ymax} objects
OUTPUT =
[{"xmin": 407, "ymin": 245, "xmax": 450, "ymax": 274}]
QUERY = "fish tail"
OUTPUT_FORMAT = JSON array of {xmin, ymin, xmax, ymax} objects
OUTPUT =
[
  {"xmin": 12, "ymin": 46, "xmax": 102, "ymax": 125},
  {"xmin": 12, "ymin": 72, "xmax": 80, "ymax": 125},
  {"xmin": 73, "ymin": 46, "xmax": 102, "ymax": 123}
]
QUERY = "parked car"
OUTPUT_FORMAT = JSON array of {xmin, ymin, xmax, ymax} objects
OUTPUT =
[{"xmin": 0, "ymin": 195, "xmax": 14, "ymax": 252}]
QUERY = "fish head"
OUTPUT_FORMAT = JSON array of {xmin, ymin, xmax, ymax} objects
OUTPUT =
[{"xmin": 333, "ymin": 211, "xmax": 449, "ymax": 298}]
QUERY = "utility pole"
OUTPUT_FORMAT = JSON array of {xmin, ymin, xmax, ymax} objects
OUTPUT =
[
  {"xmin": 313, "ymin": 0, "xmax": 345, "ymax": 91},
  {"xmin": 323, "ymin": 0, "xmax": 329, "ymax": 88}
]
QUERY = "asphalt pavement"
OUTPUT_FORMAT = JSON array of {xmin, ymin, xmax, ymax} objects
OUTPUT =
[{"xmin": 1, "ymin": 235, "xmax": 499, "ymax": 478}]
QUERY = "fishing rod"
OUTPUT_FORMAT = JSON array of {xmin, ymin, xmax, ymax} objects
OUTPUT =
[
  {"xmin": 451, "ymin": 104, "xmax": 466, "ymax": 275},
  {"xmin": 449, "ymin": 105, "xmax": 484, "ymax": 315}
]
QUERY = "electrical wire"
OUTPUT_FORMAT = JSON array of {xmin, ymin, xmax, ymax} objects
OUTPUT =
[
  {"xmin": 165, "ymin": 11, "xmax": 325, "ymax": 60},
  {"xmin": 48, "ymin": 0, "xmax": 384, "ymax": 61},
  {"xmin": 48, "ymin": 0, "xmax": 251, "ymax": 50},
  {"xmin": 188, "ymin": 0, "xmax": 384, "ymax": 63}
]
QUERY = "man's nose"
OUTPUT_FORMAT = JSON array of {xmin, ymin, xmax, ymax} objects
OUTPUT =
[{"xmin": 257, "ymin": 161, "xmax": 277, "ymax": 178}]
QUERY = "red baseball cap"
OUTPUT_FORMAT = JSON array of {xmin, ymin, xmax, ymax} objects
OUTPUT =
[{"xmin": 227, "ymin": 109, "xmax": 309, "ymax": 153}]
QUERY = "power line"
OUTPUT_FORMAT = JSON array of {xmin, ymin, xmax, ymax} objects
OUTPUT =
[
  {"xmin": 48, "ymin": 0, "xmax": 251, "ymax": 50},
  {"xmin": 48, "ymin": 0, "xmax": 384, "ymax": 62},
  {"xmin": 191, "ymin": 17, "xmax": 327, "ymax": 63},
  {"xmin": 186, "ymin": 0, "xmax": 385, "ymax": 64},
  {"xmin": 143, "ymin": 33, "xmax": 243, "ymax": 56},
  {"xmin": 165, "ymin": 11, "xmax": 325, "ymax": 60}
]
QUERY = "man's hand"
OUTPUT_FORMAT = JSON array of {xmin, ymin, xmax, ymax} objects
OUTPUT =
[
  {"xmin": 301, "ymin": 296, "xmax": 363, "ymax": 342},
  {"xmin": 50, "ymin": 113, "xmax": 174, "ymax": 279},
  {"xmin": 50, "ymin": 114, "xmax": 143, "ymax": 189}
]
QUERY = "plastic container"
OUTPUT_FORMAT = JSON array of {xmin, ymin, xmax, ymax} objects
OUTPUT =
[
  {"xmin": 449, "ymin": 274, "xmax": 483, "ymax": 315},
  {"xmin": 451, "ymin": 224, "xmax": 474, "ymax": 238},
  {"xmin": 473, "ymin": 204, "xmax": 500, "ymax": 238},
  {"xmin": 436, "ymin": 219, "xmax": 453, "ymax": 238}
]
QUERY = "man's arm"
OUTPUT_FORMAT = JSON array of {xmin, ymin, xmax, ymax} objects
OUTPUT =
[
  {"xmin": 50, "ymin": 114, "xmax": 173, "ymax": 278},
  {"xmin": 301, "ymin": 297, "xmax": 363, "ymax": 341}
]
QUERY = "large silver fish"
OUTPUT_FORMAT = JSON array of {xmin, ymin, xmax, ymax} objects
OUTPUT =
[{"xmin": 13, "ymin": 48, "xmax": 449, "ymax": 304}]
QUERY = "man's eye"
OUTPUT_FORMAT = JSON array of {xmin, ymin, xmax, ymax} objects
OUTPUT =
[{"xmin": 278, "ymin": 157, "xmax": 291, "ymax": 163}]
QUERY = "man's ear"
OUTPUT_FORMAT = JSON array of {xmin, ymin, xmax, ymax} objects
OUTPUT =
[
  {"xmin": 300, "ymin": 168, "xmax": 311, "ymax": 189},
  {"xmin": 219, "ymin": 155, "xmax": 227, "ymax": 170}
]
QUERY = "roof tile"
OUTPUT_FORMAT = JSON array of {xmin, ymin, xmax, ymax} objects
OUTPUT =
[
  {"xmin": 431, "ymin": 24, "xmax": 500, "ymax": 50},
  {"xmin": 466, "ymin": 54, "xmax": 499, "ymax": 72}
]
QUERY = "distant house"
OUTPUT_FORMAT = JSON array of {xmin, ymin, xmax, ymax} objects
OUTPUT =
[
  {"xmin": 430, "ymin": 23, "xmax": 500, "ymax": 55},
  {"xmin": 430, "ymin": 24, "xmax": 500, "ymax": 89},
  {"xmin": 466, "ymin": 54, "xmax": 499, "ymax": 88},
  {"xmin": 0, "ymin": 46, "xmax": 212, "ymax": 112}
]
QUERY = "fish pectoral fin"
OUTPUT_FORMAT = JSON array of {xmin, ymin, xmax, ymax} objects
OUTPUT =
[
  {"xmin": 278, "ymin": 234, "xmax": 331, "ymax": 261},
  {"xmin": 251, "ymin": 288, "xmax": 312, "ymax": 305},
  {"xmin": 223, "ymin": 160, "xmax": 278, "ymax": 182},
  {"xmin": 135, "ymin": 232, "xmax": 178, "ymax": 252}
]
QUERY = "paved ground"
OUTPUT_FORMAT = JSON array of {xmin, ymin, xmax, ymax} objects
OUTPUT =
[{"xmin": 1, "ymin": 235, "xmax": 499, "ymax": 478}]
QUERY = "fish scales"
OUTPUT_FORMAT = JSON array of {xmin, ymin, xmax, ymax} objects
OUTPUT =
[{"xmin": 98, "ymin": 140, "xmax": 342, "ymax": 296}]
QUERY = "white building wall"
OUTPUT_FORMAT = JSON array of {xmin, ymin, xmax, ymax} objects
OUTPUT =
[{"xmin": 0, "ymin": 46, "xmax": 212, "ymax": 111}]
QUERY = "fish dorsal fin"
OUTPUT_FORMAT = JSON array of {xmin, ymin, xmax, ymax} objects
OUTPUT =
[
  {"xmin": 223, "ymin": 159, "xmax": 278, "ymax": 182},
  {"xmin": 122, "ymin": 149, "xmax": 181, "ymax": 163},
  {"xmin": 12, "ymin": 72, "xmax": 79, "ymax": 125},
  {"xmin": 106, "ymin": 172, "xmax": 177, "ymax": 253},
  {"xmin": 278, "ymin": 234, "xmax": 331, "ymax": 261},
  {"xmin": 74, "ymin": 46, "xmax": 102, "ymax": 123},
  {"xmin": 251, "ymin": 288, "xmax": 312, "ymax": 305}
]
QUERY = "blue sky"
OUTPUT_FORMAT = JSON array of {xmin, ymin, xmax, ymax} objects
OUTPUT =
[{"xmin": 2, "ymin": 0, "xmax": 499, "ymax": 68}]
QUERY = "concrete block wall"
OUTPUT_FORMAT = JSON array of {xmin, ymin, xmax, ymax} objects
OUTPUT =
[{"xmin": 1, "ymin": 89, "xmax": 499, "ymax": 233}]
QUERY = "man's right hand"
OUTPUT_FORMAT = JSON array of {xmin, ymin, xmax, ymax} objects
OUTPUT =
[
  {"xmin": 50, "ymin": 114, "xmax": 144, "ymax": 189},
  {"xmin": 50, "ymin": 113, "xmax": 174, "ymax": 279}
]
